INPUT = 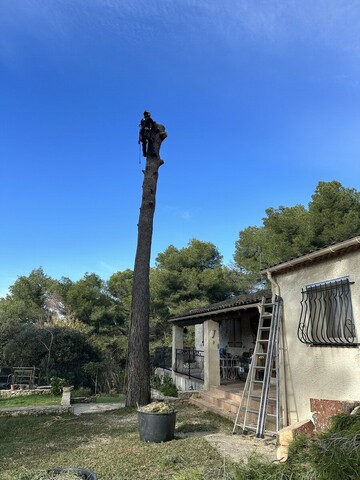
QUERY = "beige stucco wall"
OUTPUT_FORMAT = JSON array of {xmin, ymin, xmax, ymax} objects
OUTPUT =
[
  {"xmin": 172, "ymin": 325, "xmax": 184, "ymax": 371},
  {"xmin": 195, "ymin": 324, "xmax": 204, "ymax": 350},
  {"xmin": 272, "ymin": 250, "xmax": 360, "ymax": 425}
]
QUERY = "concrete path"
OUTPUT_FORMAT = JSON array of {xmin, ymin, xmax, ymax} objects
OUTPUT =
[{"xmin": 71, "ymin": 402, "xmax": 125, "ymax": 416}]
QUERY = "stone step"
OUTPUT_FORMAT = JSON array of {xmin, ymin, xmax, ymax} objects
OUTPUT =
[
  {"xmin": 198, "ymin": 391, "xmax": 240, "ymax": 414},
  {"xmin": 190, "ymin": 394, "xmax": 278, "ymax": 431},
  {"xmin": 208, "ymin": 386, "xmax": 242, "ymax": 403},
  {"xmin": 190, "ymin": 387, "xmax": 276, "ymax": 424},
  {"xmin": 189, "ymin": 395, "xmax": 236, "ymax": 423},
  {"xmin": 204, "ymin": 394, "xmax": 275, "ymax": 415}
]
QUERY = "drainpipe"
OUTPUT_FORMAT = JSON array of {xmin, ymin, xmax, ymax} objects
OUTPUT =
[
  {"xmin": 267, "ymin": 271, "xmax": 288, "ymax": 429},
  {"xmin": 267, "ymin": 271, "xmax": 280, "ymax": 298}
]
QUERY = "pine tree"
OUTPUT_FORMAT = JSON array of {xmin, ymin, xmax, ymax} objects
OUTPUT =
[{"xmin": 126, "ymin": 121, "xmax": 167, "ymax": 407}]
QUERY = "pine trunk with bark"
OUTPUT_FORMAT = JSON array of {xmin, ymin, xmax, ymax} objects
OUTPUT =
[{"xmin": 126, "ymin": 122, "xmax": 167, "ymax": 407}]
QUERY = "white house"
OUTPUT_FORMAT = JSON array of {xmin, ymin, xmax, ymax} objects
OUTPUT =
[
  {"xmin": 261, "ymin": 235, "xmax": 360, "ymax": 429},
  {"xmin": 165, "ymin": 235, "xmax": 360, "ymax": 431}
]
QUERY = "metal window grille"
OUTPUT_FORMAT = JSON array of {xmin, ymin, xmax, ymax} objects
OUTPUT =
[{"xmin": 298, "ymin": 277, "xmax": 357, "ymax": 346}]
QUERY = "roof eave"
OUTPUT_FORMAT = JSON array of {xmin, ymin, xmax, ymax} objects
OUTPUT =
[
  {"xmin": 261, "ymin": 236, "xmax": 360, "ymax": 275},
  {"xmin": 169, "ymin": 300, "xmax": 263, "ymax": 325}
]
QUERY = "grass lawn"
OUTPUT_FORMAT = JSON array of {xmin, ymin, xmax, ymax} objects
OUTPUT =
[
  {"xmin": 0, "ymin": 402, "xmax": 235, "ymax": 480},
  {"xmin": 0, "ymin": 394, "xmax": 61, "ymax": 408},
  {"xmin": 95, "ymin": 395, "xmax": 125, "ymax": 404}
]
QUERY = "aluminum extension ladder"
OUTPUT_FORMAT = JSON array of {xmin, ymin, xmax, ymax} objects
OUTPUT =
[{"xmin": 233, "ymin": 295, "xmax": 282, "ymax": 438}]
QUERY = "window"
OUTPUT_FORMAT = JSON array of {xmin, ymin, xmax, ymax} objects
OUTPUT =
[
  {"xmin": 228, "ymin": 319, "xmax": 242, "ymax": 347},
  {"xmin": 298, "ymin": 277, "xmax": 357, "ymax": 346}
]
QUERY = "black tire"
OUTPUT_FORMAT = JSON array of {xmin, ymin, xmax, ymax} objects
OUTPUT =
[{"xmin": 47, "ymin": 467, "xmax": 97, "ymax": 480}]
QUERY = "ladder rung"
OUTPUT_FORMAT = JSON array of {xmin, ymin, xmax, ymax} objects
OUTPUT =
[
  {"xmin": 259, "ymin": 327, "xmax": 270, "ymax": 331},
  {"xmin": 238, "ymin": 405, "xmax": 275, "ymax": 413},
  {"xmin": 253, "ymin": 366, "xmax": 275, "ymax": 371},
  {"xmin": 243, "ymin": 425, "xmax": 257, "ymax": 431}
]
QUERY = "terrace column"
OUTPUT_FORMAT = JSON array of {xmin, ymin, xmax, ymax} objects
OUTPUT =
[
  {"xmin": 203, "ymin": 319, "xmax": 220, "ymax": 390},
  {"xmin": 172, "ymin": 325, "xmax": 184, "ymax": 372}
]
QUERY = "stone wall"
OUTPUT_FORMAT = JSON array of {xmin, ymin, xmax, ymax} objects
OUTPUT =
[
  {"xmin": 0, "ymin": 386, "xmax": 72, "ymax": 416},
  {"xmin": 310, "ymin": 398, "xmax": 358, "ymax": 431},
  {"xmin": 0, "ymin": 405, "xmax": 71, "ymax": 416},
  {"xmin": 0, "ymin": 389, "xmax": 51, "ymax": 398}
]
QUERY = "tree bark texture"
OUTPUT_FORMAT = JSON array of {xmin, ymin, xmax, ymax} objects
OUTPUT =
[{"xmin": 126, "ymin": 123, "xmax": 167, "ymax": 407}]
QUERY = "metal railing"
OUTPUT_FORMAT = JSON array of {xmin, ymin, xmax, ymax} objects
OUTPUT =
[
  {"xmin": 175, "ymin": 348, "xmax": 204, "ymax": 380},
  {"xmin": 153, "ymin": 347, "xmax": 172, "ymax": 370},
  {"xmin": 298, "ymin": 278, "xmax": 358, "ymax": 346}
]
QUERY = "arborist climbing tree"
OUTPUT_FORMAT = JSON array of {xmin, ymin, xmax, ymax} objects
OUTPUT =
[
  {"xmin": 126, "ymin": 112, "xmax": 167, "ymax": 407},
  {"xmin": 138, "ymin": 110, "xmax": 156, "ymax": 157}
]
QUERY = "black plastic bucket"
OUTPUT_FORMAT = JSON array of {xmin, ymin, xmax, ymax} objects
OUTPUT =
[{"xmin": 138, "ymin": 410, "xmax": 176, "ymax": 442}]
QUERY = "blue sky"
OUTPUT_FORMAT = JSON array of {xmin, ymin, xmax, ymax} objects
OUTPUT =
[{"xmin": 1, "ymin": 0, "xmax": 360, "ymax": 296}]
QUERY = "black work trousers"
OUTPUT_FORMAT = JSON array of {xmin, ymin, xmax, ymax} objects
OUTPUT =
[{"xmin": 142, "ymin": 139, "xmax": 154, "ymax": 157}]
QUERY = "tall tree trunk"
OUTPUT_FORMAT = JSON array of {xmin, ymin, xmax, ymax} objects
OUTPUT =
[{"xmin": 126, "ymin": 123, "xmax": 167, "ymax": 407}]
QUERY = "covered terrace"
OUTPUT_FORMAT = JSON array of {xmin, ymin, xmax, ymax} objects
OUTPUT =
[{"xmin": 168, "ymin": 291, "xmax": 271, "ymax": 391}]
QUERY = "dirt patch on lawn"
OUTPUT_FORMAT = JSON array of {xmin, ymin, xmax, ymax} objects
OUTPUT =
[{"xmin": 204, "ymin": 432, "xmax": 277, "ymax": 464}]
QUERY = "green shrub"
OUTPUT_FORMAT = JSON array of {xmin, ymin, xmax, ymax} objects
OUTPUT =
[
  {"xmin": 159, "ymin": 375, "xmax": 178, "ymax": 397},
  {"xmin": 151, "ymin": 373, "xmax": 178, "ymax": 397},
  {"xmin": 151, "ymin": 373, "xmax": 162, "ymax": 390},
  {"xmin": 50, "ymin": 377, "xmax": 68, "ymax": 396},
  {"xmin": 306, "ymin": 413, "xmax": 360, "ymax": 480}
]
